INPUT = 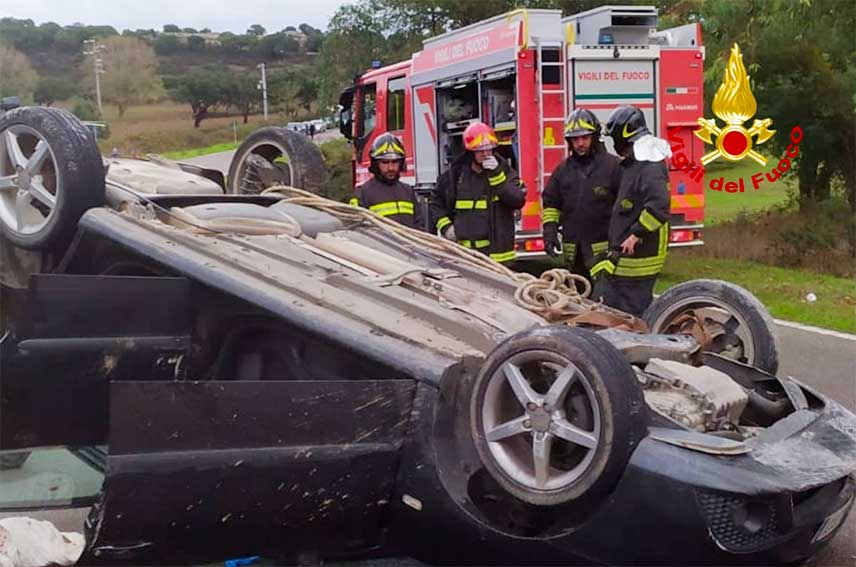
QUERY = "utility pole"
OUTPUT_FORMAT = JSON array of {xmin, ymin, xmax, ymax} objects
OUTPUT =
[
  {"xmin": 83, "ymin": 39, "xmax": 105, "ymax": 113},
  {"xmin": 257, "ymin": 62, "xmax": 269, "ymax": 121}
]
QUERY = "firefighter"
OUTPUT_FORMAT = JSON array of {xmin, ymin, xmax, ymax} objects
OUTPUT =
[
  {"xmin": 349, "ymin": 132, "xmax": 422, "ymax": 229},
  {"xmin": 542, "ymin": 108, "xmax": 620, "ymax": 293},
  {"xmin": 592, "ymin": 105, "xmax": 671, "ymax": 316},
  {"xmin": 430, "ymin": 122, "xmax": 525, "ymax": 265}
]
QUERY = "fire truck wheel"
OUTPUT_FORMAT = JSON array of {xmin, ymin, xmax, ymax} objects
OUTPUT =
[
  {"xmin": 644, "ymin": 279, "xmax": 779, "ymax": 374},
  {"xmin": 0, "ymin": 106, "xmax": 105, "ymax": 250},
  {"xmin": 227, "ymin": 127, "xmax": 326, "ymax": 196},
  {"xmin": 470, "ymin": 326, "xmax": 645, "ymax": 507}
]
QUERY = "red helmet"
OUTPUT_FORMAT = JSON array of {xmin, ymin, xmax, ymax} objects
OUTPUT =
[{"xmin": 463, "ymin": 122, "xmax": 498, "ymax": 151}]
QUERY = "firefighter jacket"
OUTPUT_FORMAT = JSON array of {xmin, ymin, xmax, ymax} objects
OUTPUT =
[
  {"xmin": 591, "ymin": 157, "xmax": 670, "ymax": 279},
  {"xmin": 430, "ymin": 154, "xmax": 525, "ymax": 264},
  {"xmin": 542, "ymin": 150, "xmax": 620, "ymax": 265},
  {"xmin": 349, "ymin": 176, "xmax": 422, "ymax": 229}
]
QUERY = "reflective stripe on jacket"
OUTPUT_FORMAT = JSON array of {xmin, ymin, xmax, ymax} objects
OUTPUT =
[
  {"xmin": 601, "ymin": 158, "xmax": 670, "ymax": 278},
  {"xmin": 430, "ymin": 154, "xmax": 525, "ymax": 263},
  {"xmin": 350, "ymin": 177, "xmax": 422, "ymax": 229},
  {"xmin": 542, "ymin": 150, "xmax": 620, "ymax": 268}
]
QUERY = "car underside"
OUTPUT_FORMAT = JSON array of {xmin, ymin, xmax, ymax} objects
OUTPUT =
[{"xmin": 0, "ymin": 103, "xmax": 854, "ymax": 566}]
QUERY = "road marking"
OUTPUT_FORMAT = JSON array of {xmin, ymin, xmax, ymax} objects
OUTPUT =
[{"xmin": 774, "ymin": 319, "xmax": 856, "ymax": 342}]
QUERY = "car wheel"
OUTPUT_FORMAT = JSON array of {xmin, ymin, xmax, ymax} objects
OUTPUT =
[
  {"xmin": 0, "ymin": 106, "xmax": 105, "ymax": 250},
  {"xmin": 227, "ymin": 127, "xmax": 326, "ymax": 196},
  {"xmin": 470, "ymin": 326, "xmax": 645, "ymax": 507},
  {"xmin": 643, "ymin": 279, "xmax": 778, "ymax": 374},
  {"xmin": 0, "ymin": 450, "xmax": 31, "ymax": 470}
]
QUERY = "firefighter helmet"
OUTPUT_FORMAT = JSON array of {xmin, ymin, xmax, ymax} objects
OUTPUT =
[
  {"xmin": 368, "ymin": 132, "xmax": 406, "ymax": 175},
  {"xmin": 604, "ymin": 106, "xmax": 650, "ymax": 152},
  {"xmin": 564, "ymin": 108, "xmax": 601, "ymax": 139},
  {"xmin": 463, "ymin": 122, "xmax": 498, "ymax": 151}
]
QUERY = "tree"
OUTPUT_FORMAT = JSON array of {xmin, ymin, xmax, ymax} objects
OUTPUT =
[
  {"xmin": 223, "ymin": 72, "xmax": 260, "ymax": 123},
  {"xmin": 87, "ymin": 36, "xmax": 163, "ymax": 117},
  {"xmin": 34, "ymin": 76, "xmax": 77, "ymax": 106},
  {"xmin": 0, "ymin": 46, "xmax": 38, "ymax": 102},
  {"xmin": 70, "ymin": 97, "xmax": 110, "ymax": 140},
  {"xmin": 165, "ymin": 68, "xmax": 227, "ymax": 127},
  {"xmin": 200, "ymin": 28, "xmax": 212, "ymax": 34},
  {"xmin": 187, "ymin": 35, "xmax": 206, "ymax": 51},
  {"xmin": 695, "ymin": 0, "xmax": 856, "ymax": 216},
  {"xmin": 154, "ymin": 34, "xmax": 182, "ymax": 54},
  {"xmin": 163, "ymin": 24, "xmax": 180, "ymax": 33},
  {"xmin": 247, "ymin": 24, "xmax": 266, "ymax": 36},
  {"xmin": 182, "ymin": 27, "xmax": 198, "ymax": 34}
]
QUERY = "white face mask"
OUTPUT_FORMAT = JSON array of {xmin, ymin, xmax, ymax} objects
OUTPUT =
[{"xmin": 632, "ymin": 134, "xmax": 672, "ymax": 162}]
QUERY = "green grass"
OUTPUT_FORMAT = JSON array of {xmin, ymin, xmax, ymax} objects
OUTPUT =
[
  {"xmin": 657, "ymin": 251, "xmax": 856, "ymax": 333},
  {"xmin": 162, "ymin": 142, "xmax": 238, "ymax": 160},
  {"xmin": 703, "ymin": 159, "xmax": 792, "ymax": 224}
]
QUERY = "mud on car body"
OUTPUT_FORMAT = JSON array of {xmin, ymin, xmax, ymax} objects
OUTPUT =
[{"xmin": 0, "ymin": 104, "xmax": 854, "ymax": 565}]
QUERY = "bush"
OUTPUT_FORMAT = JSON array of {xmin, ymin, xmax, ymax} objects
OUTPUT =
[
  {"xmin": 70, "ymin": 97, "xmax": 111, "ymax": 141},
  {"xmin": 319, "ymin": 138, "xmax": 353, "ymax": 203}
]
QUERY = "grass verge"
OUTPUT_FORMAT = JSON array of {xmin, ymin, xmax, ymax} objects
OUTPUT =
[
  {"xmin": 658, "ymin": 250, "xmax": 856, "ymax": 333},
  {"xmin": 162, "ymin": 142, "xmax": 238, "ymax": 160},
  {"xmin": 704, "ymin": 159, "xmax": 792, "ymax": 224}
]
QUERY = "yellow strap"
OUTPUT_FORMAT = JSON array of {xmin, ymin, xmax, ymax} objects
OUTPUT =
[
  {"xmin": 614, "ymin": 224, "xmax": 668, "ymax": 277},
  {"xmin": 590, "ymin": 259, "xmax": 616, "ymax": 276},
  {"xmin": 488, "ymin": 171, "xmax": 507, "ymax": 186},
  {"xmin": 562, "ymin": 241, "xmax": 577, "ymax": 260},
  {"xmin": 368, "ymin": 201, "xmax": 414, "ymax": 216},
  {"xmin": 542, "ymin": 207, "xmax": 561, "ymax": 223},
  {"xmin": 459, "ymin": 239, "xmax": 491, "ymax": 249},
  {"xmin": 614, "ymin": 262, "xmax": 664, "ymax": 277},
  {"xmin": 639, "ymin": 209, "xmax": 664, "ymax": 232},
  {"xmin": 348, "ymin": 197, "xmax": 359, "ymax": 206},
  {"xmin": 455, "ymin": 199, "xmax": 488, "ymax": 210},
  {"xmin": 591, "ymin": 241, "xmax": 609, "ymax": 254},
  {"xmin": 490, "ymin": 250, "xmax": 516, "ymax": 263},
  {"xmin": 436, "ymin": 216, "xmax": 452, "ymax": 232}
]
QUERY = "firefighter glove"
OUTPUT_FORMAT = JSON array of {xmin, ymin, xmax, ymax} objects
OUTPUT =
[
  {"xmin": 481, "ymin": 155, "xmax": 499, "ymax": 171},
  {"xmin": 542, "ymin": 223, "xmax": 561, "ymax": 258}
]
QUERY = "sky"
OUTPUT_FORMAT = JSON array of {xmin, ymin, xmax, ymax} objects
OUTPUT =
[{"xmin": 0, "ymin": 0, "xmax": 348, "ymax": 33}]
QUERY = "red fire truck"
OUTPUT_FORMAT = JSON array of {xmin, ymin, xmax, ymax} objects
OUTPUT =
[{"xmin": 339, "ymin": 5, "xmax": 705, "ymax": 258}]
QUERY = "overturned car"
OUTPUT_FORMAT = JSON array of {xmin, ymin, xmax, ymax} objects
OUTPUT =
[{"xmin": 1, "ymin": 105, "xmax": 855, "ymax": 565}]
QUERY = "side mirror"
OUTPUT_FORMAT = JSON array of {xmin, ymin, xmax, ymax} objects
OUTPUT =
[{"xmin": 339, "ymin": 109, "xmax": 353, "ymax": 140}]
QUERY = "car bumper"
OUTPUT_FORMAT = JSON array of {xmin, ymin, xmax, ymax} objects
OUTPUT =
[{"xmin": 555, "ymin": 396, "xmax": 856, "ymax": 564}]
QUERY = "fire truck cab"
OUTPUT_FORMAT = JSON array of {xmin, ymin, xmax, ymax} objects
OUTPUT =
[{"xmin": 339, "ymin": 5, "xmax": 705, "ymax": 258}]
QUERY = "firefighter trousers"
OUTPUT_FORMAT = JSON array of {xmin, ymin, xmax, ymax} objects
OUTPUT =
[{"xmin": 602, "ymin": 275, "xmax": 657, "ymax": 317}]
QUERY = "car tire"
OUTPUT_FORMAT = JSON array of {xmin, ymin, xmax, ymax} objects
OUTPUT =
[
  {"xmin": 227, "ymin": 127, "xmax": 326, "ymax": 196},
  {"xmin": 0, "ymin": 450, "xmax": 31, "ymax": 470},
  {"xmin": 0, "ymin": 106, "xmax": 105, "ymax": 250},
  {"xmin": 470, "ymin": 326, "xmax": 645, "ymax": 507},
  {"xmin": 643, "ymin": 279, "xmax": 778, "ymax": 374}
]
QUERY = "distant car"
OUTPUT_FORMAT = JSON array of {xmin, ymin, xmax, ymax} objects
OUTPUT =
[
  {"xmin": 309, "ymin": 119, "xmax": 327, "ymax": 133},
  {"xmin": 1, "ymin": 104, "xmax": 855, "ymax": 566},
  {"xmin": 285, "ymin": 121, "xmax": 305, "ymax": 133}
]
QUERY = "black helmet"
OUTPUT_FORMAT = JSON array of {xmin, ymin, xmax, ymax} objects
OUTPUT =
[
  {"xmin": 604, "ymin": 106, "xmax": 650, "ymax": 153},
  {"xmin": 369, "ymin": 132, "xmax": 406, "ymax": 175},
  {"xmin": 564, "ymin": 108, "xmax": 601, "ymax": 139}
]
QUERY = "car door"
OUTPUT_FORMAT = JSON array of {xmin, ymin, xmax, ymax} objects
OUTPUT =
[{"xmin": 81, "ymin": 316, "xmax": 417, "ymax": 564}]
